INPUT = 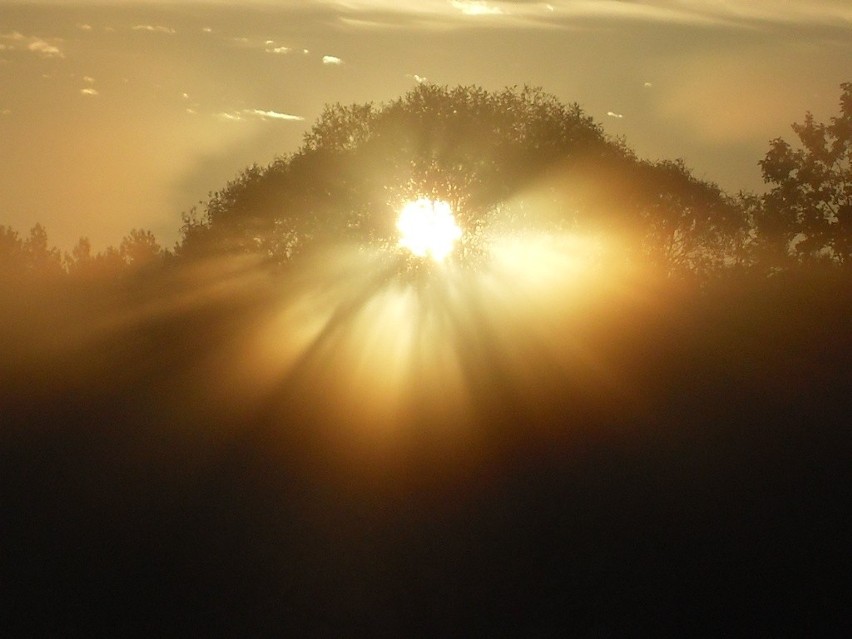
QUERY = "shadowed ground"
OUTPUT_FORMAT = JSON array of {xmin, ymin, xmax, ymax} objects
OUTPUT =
[{"xmin": 1, "ymin": 264, "xmax": 850, "ymax": 635}]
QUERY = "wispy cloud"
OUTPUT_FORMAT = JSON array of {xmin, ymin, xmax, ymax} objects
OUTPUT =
[
  {"xmin": 264, "ymin": 40, "xmax": 291, "ymax": 54},
  {"xmin": 322, "ymin": 55, "xmax": 343, "ymax": 65},
  {"xmin": 606, "ymin": 111, "xmax": 624, "ymax": 119},
  {"xmin": 316, "ymin": 0, "xmax": 852, "ymax": 28},
  {"xmin": 132, "ymin": 25, "xmax": 176, "ymax": 35},
  {"xmin": 29, "ymin": 40, "xmax": 62, "ymax": 57},
  {"xmin": 80, "ymin": 88, "xmax": 99, "ymax": 96},
  {"xmin": 218, "ymin": 109, "xmax": 305, "ymax": 123},
  {"xmin": 245, "ymin": 109, "xmax": 305, "ymax": 121},
  {"xmin": 1, "ymin": 32, "xmax": 64, "ymax": 58}
]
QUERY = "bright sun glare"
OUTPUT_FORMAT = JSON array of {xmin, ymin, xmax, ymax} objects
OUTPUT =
[{"xmin": 397, "ymin": 198, "xmax": 462, "ymax": 262}]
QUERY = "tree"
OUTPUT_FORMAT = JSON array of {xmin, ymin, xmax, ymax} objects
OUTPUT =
[
  {"xmin": 22, "ymin": 224, "xmax": 63, "ymax": 276},
  {"xmin": 0, "ymin": 225, "xmax": 24, "ymax": 273},
  {"xmin": 757, "ymin": 82, "xmax": 852, "ymax": 267},
  {"xmin": 119, "ymin": 229, "xmax": 162, "ymax": 269},
  {"xmin": 178, "ymin": 84, "xmax": 746, "ymax": 274},
  {"xmin": 630, "ymin": 159, "xmax": 743, "ymax": 275}
]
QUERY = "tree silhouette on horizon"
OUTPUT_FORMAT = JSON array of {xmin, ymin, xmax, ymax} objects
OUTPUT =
[
  {"xmin": 178, "ymin": 84, "xmax": 745, "ymax": 276},
  {"xmin": 754, "ymin": 82, "xmax": 852, "ymax": 268},
  {"xmin": 3, "ymin": 83, "xmax": 850, "ymax": 280}
]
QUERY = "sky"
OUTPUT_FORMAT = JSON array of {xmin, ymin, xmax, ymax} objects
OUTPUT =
[{"xmin": 1, "ymin": 0, "xmax": 850, "ymax": 251}]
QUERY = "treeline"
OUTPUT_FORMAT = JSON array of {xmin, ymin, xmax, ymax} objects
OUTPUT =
[
  {"xmin": 2, "ymin": 82, "xmax": 849, "ymax": 281},
  {"xmin": 0, "ymin": 224, "xmax": 164, "ymax": 280}
]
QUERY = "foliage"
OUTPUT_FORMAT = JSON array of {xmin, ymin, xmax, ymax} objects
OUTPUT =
[
  {"xmin": 756, "ymin": 82, "xmax": 852, "ymax": 266},
  {"xmin": 8, "ymin": 83, "xmax": 851, "ymax": 279},
  {"xmin": 0, "ymin": 224, "xmax": 63, "ymax": 278},
  {"xmin": 119, "ymin": 229, "xmax": 162, "ymax": 269},
  {"xmin": 0, "ymin": 224, "xmax": 166, "ymax": 282},
  {"xmin": 178, "ymin": 84, "xmax": 746, "ymax": 275},
  {"xmin": 630, "ymin": 159, "xmax": 744, "ymax": 275}
]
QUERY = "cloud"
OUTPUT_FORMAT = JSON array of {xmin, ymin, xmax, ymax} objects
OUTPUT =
[
  {"xmin": 80, "ymin": 88, "xmax": 99, "ymax": 96},
  {"xmin": 322, "ymin": 55, "xmax": 343, "ymax": 65},
  {"xmin": 265, "ymin": 41, "xmax": 292, "ymax": 54},
  {"xmin": 1, "ymin": 32, "xmax": 64, "ymax": 58},
  {"xmin": 23, "ymin": 1, "xmax": 846, "ymax": 29},
  {"xmin": 77, "ymin": 24, "xmax": 93, "ymax": 31},
  {"xmin": 28, "ymin": 40, "xmax": 62, "ymax": 57},
  {"xmin": 83, "ymin": 76, "xmax": 96, "ymax": 84},
  {"xmin": 451, "ymin": 1, "xmax": 504, "ymax": 16},
  {"xmin": 314, "ymin": 0, "xmax": 852, "ymax": 29},
  {"xmin": 606, "ymin": 111, "xmax": 624, "ymax": 119},
  {"xmin": 218, "ymin": 109, "xmax": 305, "ymax": 122},
  {"xmin": 132, "ymin": 25, "xmax": 176, "ymax": 35},
  {"xmin": 244, "ymin": 109, "xmax": 305, "ymax": 121}
]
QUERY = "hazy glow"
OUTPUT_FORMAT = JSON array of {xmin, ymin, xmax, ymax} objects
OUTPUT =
[{"xmin": 397, "ymin": 199, "xmax": 462, "ymax": 262}]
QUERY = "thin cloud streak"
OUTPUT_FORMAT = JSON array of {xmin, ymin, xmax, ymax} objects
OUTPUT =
[
  {"xmin": 313, "ymin": 0, "xmax": 852, "ymax": 28},
  {"xmin": 5, "ymin": 0, "xmax": 850, "ymax": 25},
  {"xmin": 245, "ymin": 109, "xmax": 305, "ymax": 121},
  {"xmin": 131, "ymin": 25, "xmax": 177, "ymax": 35},
  {"xmin": 1, "ymin": 32, "xmax": 64, "ymax": 58},
  {"xmin": 217, "ymin": 109, "xmax": 305, "ymax": 122}
]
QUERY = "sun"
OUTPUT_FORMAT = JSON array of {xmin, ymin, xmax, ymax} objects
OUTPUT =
[{"xmin": 396, "ymin": 198, "xmax": 462, "ymax": 262}]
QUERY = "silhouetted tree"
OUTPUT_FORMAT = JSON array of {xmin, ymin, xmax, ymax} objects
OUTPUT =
[
  {"xmin": 64, "ymin": 237, "xmax": 94, "ymax": 276},
  {"xmin": 178, "ymin": 84, "xmax": 745, "ymax": 274},
  {"xmin": 119, "ymin": 228, "xmax": 162, "ymax": 269},
  {"xmin": 0, "ymin": 225, "xmax": 24, "ymax": 273},
  {"xmin": 65, "ymin": 235, "xmax": 139, "ymax": 278},
  {"xmin": 0, "ymin": 223, "xmax": 168, "ymax": 281},
  {"xmin": 631, "ymin": 159, "xmax": 744, "ymax": 275},
  {"xmin": 756, "ymin": 82, "xmax": 851, "ymax": 267},
  {"xmin": 0, "ymin": 223, "xmax": 66, "ymax": 279},
  {"xmin": 24, "ymin": 224, "xmax": 63, "ymax": 275}
]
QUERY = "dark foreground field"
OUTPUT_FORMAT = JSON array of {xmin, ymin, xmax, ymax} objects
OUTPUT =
[{"xmin": 2, "ymin": 263, "xmax": 850, "ymax": 636}]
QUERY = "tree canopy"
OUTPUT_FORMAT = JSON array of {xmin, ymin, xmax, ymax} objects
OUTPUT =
[
  {"xmin": 178, "ymin": 84, "xmax": 744, "ymax": 275},
  {"xmin": 3, "ymin": 83, "xmax": 850, "ymax": 280},
  {"xmin": 755, "ymin": 82, "xmax": 851, "ymax": 267}
]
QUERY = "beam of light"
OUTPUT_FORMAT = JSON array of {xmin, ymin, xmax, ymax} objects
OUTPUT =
[
  {"xmin": 397, "ymin": 198, "xmax": 462, "ymax": 262},
  {"xmin": 77, "ymin": 183, "xmax": 657, "ymax": 461},
  {"xmin": 243, "ymin": 215, "xmax": 652, "ymax": 449}
]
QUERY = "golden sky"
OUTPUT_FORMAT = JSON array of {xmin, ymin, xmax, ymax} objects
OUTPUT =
[{"xmin": 1, "ymin": 0, "xmax": 850, "ymax": 249}]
